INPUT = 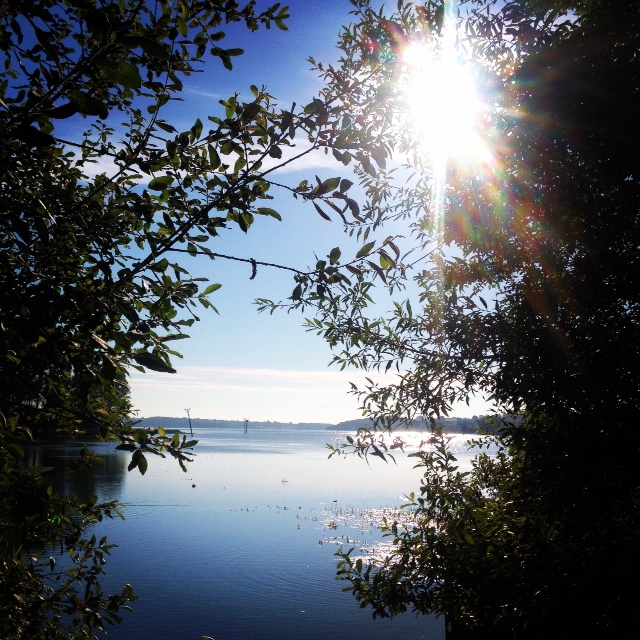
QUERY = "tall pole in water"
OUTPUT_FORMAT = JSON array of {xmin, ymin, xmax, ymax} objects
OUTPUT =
[
  {"xmin": 244, "ymin": 418, "xmax": 248, "ymax": 434},
  {"xmin": 185, "ymin": 408, "xmax": 193, "ymax": 436}
]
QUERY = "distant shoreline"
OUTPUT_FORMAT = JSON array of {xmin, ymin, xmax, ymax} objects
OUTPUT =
[{"xmin": 136, "ymin": 415, "xmax": 502, "ymax": 435}]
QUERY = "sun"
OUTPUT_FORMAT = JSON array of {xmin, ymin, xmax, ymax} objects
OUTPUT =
[{"xmin": 402, "ymin": 41, "xmax": 487, "ymax": 163}]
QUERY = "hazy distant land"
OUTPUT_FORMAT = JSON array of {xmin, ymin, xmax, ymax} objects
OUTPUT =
[{"xmin": 137, "ymin": 415, "xmax": 500, "ymax": 435}]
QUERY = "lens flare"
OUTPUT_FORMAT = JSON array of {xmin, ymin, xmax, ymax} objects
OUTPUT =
[
  {"xmin": 403, "ymin": 41, "xmax": 487, "ymax": 163},
  {"xmin": 396, "ymin": 6, "xmax": 496, "ymax": 233}
]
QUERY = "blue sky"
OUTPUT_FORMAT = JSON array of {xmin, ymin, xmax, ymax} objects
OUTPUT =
[{"xmin": 124, "ymin": 0, "xmax": 490, "ymax": 423}]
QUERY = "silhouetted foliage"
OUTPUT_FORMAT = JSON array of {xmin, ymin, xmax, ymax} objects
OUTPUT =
[{"xmin": 261, "ymin": 1, "xmax": 640, "ymax": 637}]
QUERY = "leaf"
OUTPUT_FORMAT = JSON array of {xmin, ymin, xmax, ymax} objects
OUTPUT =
[
  {"xmin": 148, "ymin": 175, "xmax": 174, "ymax": 191},
  {"xmin": 202, "ymin": 283, "xmax": 222, "ymax": 296},
  {"xmin": 192, "ymin": 118, "xmax": 203, "ymax": 140},
  {"xmin": 176, "ymin": 16, "xmax": 188, "ymax": 37},
  {"xmin": 329, "ymin": 247, "xmax": 341, "ymax": 265},
  {"xmin": 15, "ymin": 125, "xmax": 56, "ymax": 147},
  {"xmin": 233, "ymin": 156, "xmax": 246, "ymax": 174},
  {"xmin": 367, "ymin": 260, "xmax": 387, "ymax": 284},
  {"xmin": 218, "ymin": 51, "xmax": 232, "ymax": 70},
  {"xmin": 240, "ymin": 101, "xmax": 261, "ymax": 122},
  {"xmin": 133, "ymin": 352, "xmax": 176, "ymax": 374},
  {"xmin": 69, "ymin": 90, "xmax": 108, "ymax": 119},
  {"xmin": 257, "ymin": 207, "xmax": 282, "ymax": 221},
  {"xmin": 379, "ymin": 249, "xmax": 396, "ymax": 269},
  {"xmin": 313, "ymin": 202, "xmax": 331, "ymax": 221},
  {"xmin": 127, "ymin": 451, "xmax": 139, "ymax": 472},
  {"xmin": 346, "ymin": 198, "xmax": 360, "ymax": 218},
  {"xmin": 159, "ymin": 334, "xmax": 190, "ymax": 342},
  {"xmin": 119, "ymin": 35, "xmax": 170, "ymax": 60},
  {"xmin": 151, "ymin": 258, "xmax": 169, "ymax": 272},
  {"xmin": 356, "ymin": 241, "xmax": 376, "ymax": 259},
  {"xmin": 371, "ymin": 146, "xmax": 387, "ymax": 169},
  {"xmin": 380, "ymin": 253, "xmax": 394, "ymax": 270},
  {"xmin": 157, "ymin": 121, "xmax": 177, "ymax": 133},
  {"xmin": 44, "ymin": 102, "xmax": 79, "ymax": 120},
  {"xmin": 461, "ymin": 528, "xmax": 475, "ymax": 545},
  {"xmin": 321, "ymin": 177, "xmax": 340, "ymax": 192},
  {"xmin": 361, "ymin": 156, "xmax": 377, "ymax": 178},
  {"xmin": 208, "ymin": 145, "xmax": 221, "ymax": 170},
  {"xmin": 339, "ymin": 179, "xmax": 354, "ymax": 193},
  {"xmin": 291, "ymin": 284, "xmax": 303, "ymax": 300},
  {"xmin": 117, "ymin": 59, "xmax": 142, "ymax": 90},
  {"xmin": 137, "ymin": 453, "xmax": 148, "ymax": 475},
  {"xmin": 115, "ymin": 443, "xmax": 137, "ymax": 451},
  {"xmin": 304, "ymin": 100, "xmax": 319, "ymax": 114},
  {"xmin": 241, "ymin": 212, "xmax": 254, "ymax": 231},
  {"xmin": 371, "ymin": 445, "xmax": 386, "ymax": 461},
  {"xmin": 280, "ymin": 110, "xmax": 293, "ymax": 133}
]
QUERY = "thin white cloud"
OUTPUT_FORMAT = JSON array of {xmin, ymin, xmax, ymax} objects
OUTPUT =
[
  {"xmin": 129, "ymin": 365, "xmax": 393, "ymax": 423},
  {"xmin": 130, "ymin": 365, "xmax": 393, "ymax": 395},
  {"xmin": 257, "ymin": 137, "xmax": 345, "ymax": 174},
  {"xmin": 74, "ymin": 154, "xmax": 123, "ymax": 180},
  {"xmin": 71, "ymin": 131, "xmax": 344, "ymax": 186},
  {"xmin": 129, "ymin": 365, "xmax": 493, "ymax": 423},
  {"xmin": 184, "ymin": 87, "xmax": 228, "ymax": 101}
]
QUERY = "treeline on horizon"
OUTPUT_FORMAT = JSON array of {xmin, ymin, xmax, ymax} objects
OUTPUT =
[{"xmin": 137, "ymin": 415, "xmax": 503, "ymax": 434}]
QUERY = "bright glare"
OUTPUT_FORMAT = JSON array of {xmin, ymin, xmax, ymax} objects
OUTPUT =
[{"xmin": 403, "ymin": 42, "xmax": 487, "ymax": 162}]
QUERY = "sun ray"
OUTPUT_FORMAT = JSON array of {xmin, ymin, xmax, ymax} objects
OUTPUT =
[{"xmin": 399, "ymin": 4, "xmax": 494, "ymax": 231}]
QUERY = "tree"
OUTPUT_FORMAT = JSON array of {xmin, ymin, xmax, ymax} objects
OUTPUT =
[
  {"xmin": 0, "ymin": 1, "xmax": 379, "ymax": 636},
  {"xmin": 265, "ymin": 1, "xmax": 640, "ymax": 637}
]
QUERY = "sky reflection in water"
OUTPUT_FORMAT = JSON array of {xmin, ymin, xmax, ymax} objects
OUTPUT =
[{"xmin": 41, "ymin": 428, "xmax": 486, "ymax": 639}]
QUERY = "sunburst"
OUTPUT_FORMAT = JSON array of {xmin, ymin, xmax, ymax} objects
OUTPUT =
[{"xmin": 402, "ymin": 38, "xmax": 487, "ymax": 163}]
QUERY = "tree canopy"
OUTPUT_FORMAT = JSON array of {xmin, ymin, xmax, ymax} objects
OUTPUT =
[
  {"xmin": 0, "ymin": 1, "xmax": 373, "ymax": 636},
  {"xmin": 264, "ymin": 0, "xmax": 639, "ymax": 637}
]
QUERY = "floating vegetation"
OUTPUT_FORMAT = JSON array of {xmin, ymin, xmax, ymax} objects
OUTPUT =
[
  {"xmin": 353, "ymin": 541, "xmax": 398, "ymax": 566},
  {"xmin": 322, "ymin": 504, "xmax": 416, "ymax": 533},
  {"xmin": 320, "ymin": 504, "xmax": 418, "ymax": 565},
  {"xmin": 226, "ymin": 500, "xmax": 420, "ymax": 568}
]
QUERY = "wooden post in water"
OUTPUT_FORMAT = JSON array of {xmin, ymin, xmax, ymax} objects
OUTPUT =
[
  {"xmin": 244, "ymin": 418, "xmax": 248, "ymax": 434},
  {"xmin": 185, "ymin": 408, "xmax": 193, "ymax": 436}
]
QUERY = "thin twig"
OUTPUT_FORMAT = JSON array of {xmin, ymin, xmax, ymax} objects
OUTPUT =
[{"xmin": 167, "ymin": 248, "xmax": 310, "ymax": 275}]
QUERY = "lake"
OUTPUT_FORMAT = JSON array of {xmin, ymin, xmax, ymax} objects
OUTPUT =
[{"xmin": 28, "ymin": 427, "xmax": 485, "ymax": 640}]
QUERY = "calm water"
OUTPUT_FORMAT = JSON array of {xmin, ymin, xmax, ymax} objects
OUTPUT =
[{"xmin": 25, "ymin": 428, "xmax": 484, "ymax": 640}]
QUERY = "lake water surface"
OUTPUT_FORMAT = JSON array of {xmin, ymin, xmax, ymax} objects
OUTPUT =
[{"xmin": 28, "ymin": 427, "xmax": 483, "ymax": 640}]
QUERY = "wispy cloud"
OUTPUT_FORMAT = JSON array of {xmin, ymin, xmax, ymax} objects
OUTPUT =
[
  {"xmin": 129, "ymin": 365, "xmax": 494, "ymax": 423},
  {"xmin": 132, "ymin": 365, "xmax": 391, "ymax": 391},
  {"xmin": 129, "ymin": 365, "xmax": 394, "ymax": 423},
  {"xmin": 70, "ymin": 131, "xmax": 344, "ymax": 186},
  {"xmin": 258, "ymin": 137, "xmax": 344, "ymax": 174},
  {"xmin": 184, "ymin": 87, "xmax": 228, "ymax": 101}
]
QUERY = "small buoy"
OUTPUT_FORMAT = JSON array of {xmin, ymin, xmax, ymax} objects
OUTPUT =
[{"xmin": 192, "ymin": 484, "xmax": 196, "ymax": 488}]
